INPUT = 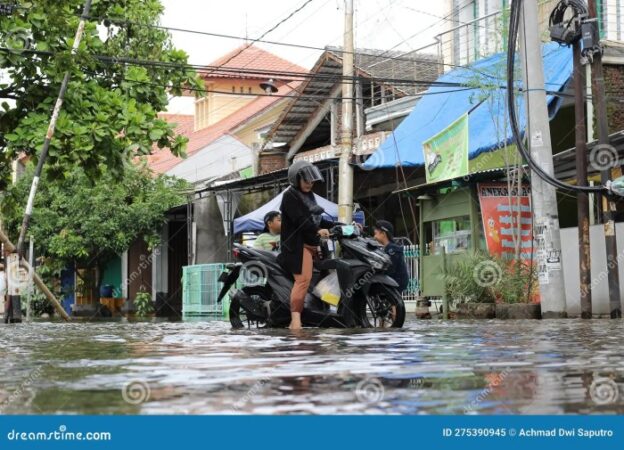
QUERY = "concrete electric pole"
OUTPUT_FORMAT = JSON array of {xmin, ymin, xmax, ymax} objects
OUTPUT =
[
  {"xmin": 338, "ymin": 0, "xmax": 354, "ymax": 224},
  {"xmin": 519, "ymin": 0, "xmax": 567, "ymax": 317}
]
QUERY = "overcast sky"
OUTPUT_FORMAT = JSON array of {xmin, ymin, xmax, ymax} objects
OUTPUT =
[
  {"xmin": 160, "ymin": 0, "xmax": 447, "ymax": 113},
  {"xmin": 161, "ymin": 0, "xmax": 446, "ymax": 67}
]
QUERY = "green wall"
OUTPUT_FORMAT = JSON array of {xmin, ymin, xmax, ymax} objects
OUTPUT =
[{"xmin": 101, "ymin": 255, "xmax": 123, "ymax": 297}]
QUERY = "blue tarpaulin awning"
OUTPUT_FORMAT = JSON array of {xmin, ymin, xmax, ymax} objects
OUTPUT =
[
  {"xmin": 363, "ymin": 43, "xmax": 573, "ymax": 170},
  {"xmin": 233, "ymin": 189, "xmax": 365, "ymax": 234}
]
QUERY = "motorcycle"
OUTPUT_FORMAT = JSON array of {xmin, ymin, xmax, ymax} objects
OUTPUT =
[{"xmin": 217, "ymin": 224, "xmax": 406, "ymax": 329}]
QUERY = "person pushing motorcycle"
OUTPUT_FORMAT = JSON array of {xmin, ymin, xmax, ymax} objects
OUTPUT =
[{"xmin": 278, "ymin": 161, "xmax": 335, "ymax": 330}]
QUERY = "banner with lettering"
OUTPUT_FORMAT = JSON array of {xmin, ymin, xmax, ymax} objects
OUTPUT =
[
  {"xmin": 477, "ymin": 182, "xmax": 533, "ymax": 260},
  {"xmin": 422, "ymin": 113, "xmax": 469, "ymax": 183}
]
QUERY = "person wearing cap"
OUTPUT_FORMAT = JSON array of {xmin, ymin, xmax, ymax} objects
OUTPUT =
[
  {"xmin": 253, "ymin": 211, "xmax": 281, "ymax": 252},
  {"xmin": 278, "ymin": 161, "xmax": 335, "ymax": 330},
  {"xmin": 374, "ymin": 220, "xmax": 409, "ymax": 292}
]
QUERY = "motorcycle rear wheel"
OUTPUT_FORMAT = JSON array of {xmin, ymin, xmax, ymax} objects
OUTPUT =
[
  {"xmin": 229, "ymin": 286, "xmax": 270, "ymax": 329},
  {"xmin": 359, "ymin": 284, "xmax": 406, "ymax": 328}
]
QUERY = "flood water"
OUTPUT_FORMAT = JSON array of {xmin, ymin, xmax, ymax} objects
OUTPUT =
[{"xmin": 0, "ymin": 318, "xmax": 623, "ymax": 415}]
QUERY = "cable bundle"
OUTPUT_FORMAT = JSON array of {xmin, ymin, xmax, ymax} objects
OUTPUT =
[
  {"xmin": 548, "ymin": 0, "xmax": 588, "ymax": 45},
  {"xmin": 506, "ymin": 0, "xmax": 604, "ymax": 194}
]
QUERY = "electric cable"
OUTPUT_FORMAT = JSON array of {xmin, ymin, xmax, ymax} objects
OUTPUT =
[{"xmin": 506, "ymin": 0, "xmax": 605, "ymax": 194}]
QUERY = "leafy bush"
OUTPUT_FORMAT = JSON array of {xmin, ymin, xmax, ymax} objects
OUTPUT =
[
  {"xmin": 493, "ymin": 257, "xmax": 537, "ymax": 304},
  {"xmin": 25, "ymin": 292, "xmax": 55, "ymax": 317},
  {"xmin": 134, "ymin": 291, "xmax": 154, "ymax": 317},
  {"xmin": 444, "ymin": 252, "xmax": 537, "ymax": 305},
  {"xmin": 443, "ymin": 252, "xmax": 497, "ymax": 305}
]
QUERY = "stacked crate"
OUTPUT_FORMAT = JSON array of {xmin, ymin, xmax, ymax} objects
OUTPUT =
[{"xmin": 182, "ymin": 264, "xmax": 230, "ymax": 318}]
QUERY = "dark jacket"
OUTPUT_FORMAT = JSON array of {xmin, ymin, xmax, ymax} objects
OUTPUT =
[
  {"xmin": 385, "ymin": 242, "xmax": 409, "ymax": 292},
  {"xmin": 278, "ymin": 187, "xmax": 333, "ymax": 275}
]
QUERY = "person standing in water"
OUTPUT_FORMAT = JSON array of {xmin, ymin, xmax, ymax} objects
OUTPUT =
[{"xmin": 278, "ymin": 161, "xmax": 334, "ymax": 330}]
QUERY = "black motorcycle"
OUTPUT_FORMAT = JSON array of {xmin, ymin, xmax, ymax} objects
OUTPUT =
[{"xmin": 217, "ymin": 224, "xmax": 406, "ymax": 329}]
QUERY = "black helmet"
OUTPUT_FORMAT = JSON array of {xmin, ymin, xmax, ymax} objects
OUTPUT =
[{"xmin": 287, "ymin": 160, "xmax": 324, "ymax": 188}]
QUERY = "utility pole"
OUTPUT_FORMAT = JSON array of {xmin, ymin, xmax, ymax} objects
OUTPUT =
[
  {"xmin": 573, "ymin": 41, "xmax": 592, "ymax": 319},
  {"xmin": 338, "ymin": 0, "xmax": 354, "ymax": 223},
  {"xmin": 519, "ymin": 0, "xmax": 567, "ymax": 317},
  {"xmin": 587, "ymin": 0, "xmax": 622, "ymax": 319},
  {"xmin": 6, "ymin": 0, "xmax": 92, "ymax": 322}
]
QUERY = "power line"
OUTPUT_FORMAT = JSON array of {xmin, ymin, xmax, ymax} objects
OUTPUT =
[
  {"xmin": 75, "ymin": 13, "xmax": 490, "ymax": 72},
  {"xmin": 0, "ymin": 47, "xmax": 460, "ymax": 89},
  {"xmin": 366, "ymin": 0, "xmax": 478, "ymax": 69},
  {"xmin": 0, "ymin": 46, "xmax": 591, "ymax": 102},
  {"xmin": 189, "ymin": 0, "xmax": 316, "ymax": 79}
]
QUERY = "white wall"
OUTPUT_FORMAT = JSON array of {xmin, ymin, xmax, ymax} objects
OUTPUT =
[
  {"xmin": 166, "ymin": 134, "xmax": 253, "ymax": 184},
  {"xmin": 560, "ymin": 223, "xmax": 624, "ymax": 316}
]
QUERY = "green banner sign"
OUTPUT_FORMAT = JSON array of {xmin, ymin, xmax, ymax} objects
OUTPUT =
[{"xmin": 422, "ymin": 113, "xmax": 469, "ymax": 183}]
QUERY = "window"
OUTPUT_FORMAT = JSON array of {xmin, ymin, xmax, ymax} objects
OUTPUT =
[
  {"xmin": 240, "ymin": 86, "xmax": 244, "ymax": 94},
  {"xmin": 248, "ymin": 87, "xmax": 252, "ymax": 94},
  {"xmin": 425, "ymin": 216, "xmax": 472, "ymax": 255},
  {"xmin": 194, "ymin": 96, "xmax": 210, "ymax": 130},
  {"xmin": 232, "ymin": 86, "xmax": 235, "ymax": 93}
]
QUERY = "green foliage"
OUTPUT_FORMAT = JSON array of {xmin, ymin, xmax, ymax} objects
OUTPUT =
[
  {"xmin": 444, "ymin": 252, "xmax": 537, "ymax": 305},
  {"xmin": 0, "ymin": 163, "xmax": 188, "ymax": 276},
  {"xmin": 27, "ymin": 292, "xmax": 56, "ymax": 317},
  {"xmin": 134, "ymin": 290, "xmax": 153, "ymax": 317},
  {"xmin": 443, "ymin": 252, "xmax": 498, "ymax": 305},
  {"xmin": 494, "ymin": 256, "xmax": 538, "ymax": 304},
  {"xmin": 0, "ymin": 0, "xmax": 203, "ymax": 189}
]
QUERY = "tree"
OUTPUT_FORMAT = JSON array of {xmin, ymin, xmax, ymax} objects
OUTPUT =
[
  {"xmin": 0, "ymin": 0, "xmax": 203, "ymax": 189},
  {"xmin": 0, "ymin": 164, "xmax": 189, "ymax": 302}
]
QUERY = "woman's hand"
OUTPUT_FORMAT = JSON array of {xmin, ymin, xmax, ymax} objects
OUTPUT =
[{"xmin": 318, "ymin": 229, "xmax": 330, "ymax": 239}]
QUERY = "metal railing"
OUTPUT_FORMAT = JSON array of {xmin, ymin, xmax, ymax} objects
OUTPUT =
[{"xmin": 402, "ymin": 244, "xmax": 421, "ymax": 302}]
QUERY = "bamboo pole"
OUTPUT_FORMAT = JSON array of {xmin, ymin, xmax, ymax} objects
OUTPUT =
[{"xmin": 0, "ymin": 229, "xmax": 70, "ymax": 321}]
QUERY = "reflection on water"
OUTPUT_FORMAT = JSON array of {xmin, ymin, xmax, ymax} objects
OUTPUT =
[{"xmin": 0, "ymin": 319, "xmax": 623, "ymax": 414}]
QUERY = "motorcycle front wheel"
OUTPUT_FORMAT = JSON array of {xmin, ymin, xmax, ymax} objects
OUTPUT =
[{"xmin": 359, "ymin": 284, "xmax": 406, "ymax": 328}]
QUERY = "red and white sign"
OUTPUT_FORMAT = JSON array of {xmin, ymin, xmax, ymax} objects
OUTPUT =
[{"xmin": 477, "ymin": 182, "xmax": 533, "ymax": 260}]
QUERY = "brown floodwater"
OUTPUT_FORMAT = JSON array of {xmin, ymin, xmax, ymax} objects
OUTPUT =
[{"xmin": 0, "ymin": 318, "xmax": 623, "ymax": 414}]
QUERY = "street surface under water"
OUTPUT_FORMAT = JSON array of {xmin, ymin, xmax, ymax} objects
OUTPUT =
[{"xmin": 0, "ymin": 319, "xmax": 623, "ymax": 414}]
